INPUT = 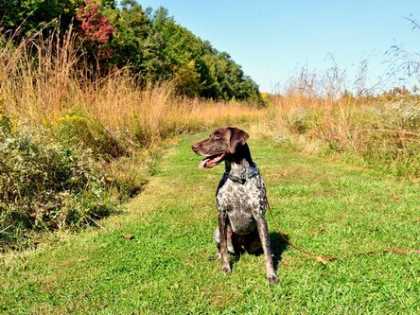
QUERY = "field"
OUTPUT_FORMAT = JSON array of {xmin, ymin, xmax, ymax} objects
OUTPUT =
[
  {"xmin": 1, "ymin": 12, "xmax": 420, "ymax": 314},
  {"xmin": 1, "ymin": 133, "xmax": 419, "ymax": 314}
]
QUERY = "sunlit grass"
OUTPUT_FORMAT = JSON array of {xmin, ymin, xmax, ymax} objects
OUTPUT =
[{"xmin": 1, "ymin": 135, "xmax": 418, "ymax": 314}]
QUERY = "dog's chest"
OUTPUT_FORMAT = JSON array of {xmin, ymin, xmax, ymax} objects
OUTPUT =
[{"xmin": 216, "ymin": 176, "xmax": 266, "ymax": 234}]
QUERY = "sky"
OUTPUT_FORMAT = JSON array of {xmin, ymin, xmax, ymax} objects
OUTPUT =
[{"xmin": 139, "ymin": 0, "xmax": 420, "ymax": 92}]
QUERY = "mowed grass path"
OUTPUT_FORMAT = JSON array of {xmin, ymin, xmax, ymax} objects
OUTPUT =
[{"xmin": 1, "ymin": 134, "xmax": 419, "ymax": 314}]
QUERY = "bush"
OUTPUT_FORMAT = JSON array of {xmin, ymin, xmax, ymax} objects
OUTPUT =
[
  {"xmin": 0, "ymin": 119, "xmax": 117, "ymax": 250},
  {"xmin": 55, "ymin": 112, "xmax": 127, "ymax": 159},
  {"xmin": 271, "ymin": 97, "xmax": 420, "ymax": 177},
  {"xmin": 104, "ymin": 151, "xmax": 152, "ymax": 201},
  {"xmin": 285, "ymin": 106, "xmax": 318, "ymax": 134}
]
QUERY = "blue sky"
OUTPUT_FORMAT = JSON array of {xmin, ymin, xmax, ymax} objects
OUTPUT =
[{"xmin": 139, "ymin": 1, "xmax": 420, "ymax": 92}]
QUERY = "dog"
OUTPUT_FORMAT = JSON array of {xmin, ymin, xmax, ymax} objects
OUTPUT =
[{"xmin": 192, "ymin": 127, "xmax": 278, "ymax": 284}]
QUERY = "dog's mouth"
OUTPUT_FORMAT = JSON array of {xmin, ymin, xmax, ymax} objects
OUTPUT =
[{"xmin": 199, "ymin": 153, "xmax": 225, "ymax": 169}]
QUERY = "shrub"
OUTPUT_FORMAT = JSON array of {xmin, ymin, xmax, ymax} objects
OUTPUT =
[
  {"xmin": 285, "ymin": 106, "xmax": 317, "ymax": 134},
  {"xmin": 0, "ymin": 120, "xmax": 117, "ymax": 250},
  {"xmin": 271, "ymin": 96, "xmax": 420, "ymax": 177},
  {"xmin": 55, "ymin": 112, "xmax": 127, "ymax": 159},
  {"xmin": 103, "ymin": 151, "xmax": 152, "ymax": 201}
]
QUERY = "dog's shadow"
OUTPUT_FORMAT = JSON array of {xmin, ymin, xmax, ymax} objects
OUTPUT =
[
  {"xmin": 269, "ymin": 232, "xmax": 289, "ymax": 271},
  {"xmin": 232, "ymin": 231, "xmax": 289, "ymax": 272}
]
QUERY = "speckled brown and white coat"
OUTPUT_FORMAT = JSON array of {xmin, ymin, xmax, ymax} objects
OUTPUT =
[
  {"xmin": 192, "ymin": 127, "xmax": 278, "ymax": 284},
  {"xmin": 215, "ymin": 160, "xmax": 267, "ymax": 237}
]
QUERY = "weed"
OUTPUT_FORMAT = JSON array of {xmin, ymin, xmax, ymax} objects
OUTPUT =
[
  {"xmin": 0, "ymin": 122, "xmax": 117, "ymax": 250},
  {"xmin": 55, "ymin": 111, "xmax": 127, "ymax": 159},
  {"xmin": 270, "ymin": 94, "xmax": 420, "ymax": 177}
]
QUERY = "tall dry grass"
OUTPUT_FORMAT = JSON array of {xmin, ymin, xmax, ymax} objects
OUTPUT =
[
  {"xmin": 1, "ymin": 31, "xmax": 418, "ymax": 177},
  {"xmin": 0, "ymin": 32, "xmax": 263, "ymax": 148},
  {"xmin": 259, "ymin": 69, "xmax": 420, "ymax": 177}
]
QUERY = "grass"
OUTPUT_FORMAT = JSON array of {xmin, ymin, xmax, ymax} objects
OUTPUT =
[
  {"xmin": 1, "ymin": 132, "xmax": 418, "ymax": 314},
  {"xmin": 263, "ymin": 93, "xmax": 420, "ymax": 177},
  {"xmin": 0, "ymin": 32, "xmax": 263, "ymax": 146},
  {"xmin": 0, "ymin": 33, "xmax": 263, "ymax": 248}
]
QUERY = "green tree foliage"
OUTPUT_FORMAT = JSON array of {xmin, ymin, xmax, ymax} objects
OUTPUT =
[
  {"xmin": 0, "ymin": 0, "xmax": 262, "ymax": 102},
  {"xmin": 105, "ymin": 0, "xmax": 170, "ymax": 82},
  {"xmin": 150, "ymin": 7, "xmax": 262, "ymax": 102},
  {"xmin": 0, "ymin": 0, "xmax": 83, "ymax": 37}
]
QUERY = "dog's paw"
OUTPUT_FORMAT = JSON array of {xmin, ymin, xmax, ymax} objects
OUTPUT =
[
  {"xmin": 267, "ymin": 274, "xmax": 279, "ymax": 285},
  {"xmin": 222, "ymin": 264, "xmax": 232, "ymax": 274}
]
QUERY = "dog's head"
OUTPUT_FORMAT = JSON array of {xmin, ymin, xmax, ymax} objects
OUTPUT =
[{"xmin": 192, "ymin": 127, "xmax": 249, "ymax": 168}]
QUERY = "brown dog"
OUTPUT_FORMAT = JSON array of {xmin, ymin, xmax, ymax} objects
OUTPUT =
[{"xmin": 192, "ymin": 127, "xmax": 278, "ymax": 284}]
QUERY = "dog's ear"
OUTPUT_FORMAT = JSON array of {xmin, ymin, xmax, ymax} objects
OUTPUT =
[{"xmin": 228, "ymin": 127, "xmax": 249, "ymax": 154}]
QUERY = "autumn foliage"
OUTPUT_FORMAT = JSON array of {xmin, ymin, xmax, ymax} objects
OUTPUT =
[{"xmin": 76, "ymin": 0, "xmax": 114, "ymax": 44}]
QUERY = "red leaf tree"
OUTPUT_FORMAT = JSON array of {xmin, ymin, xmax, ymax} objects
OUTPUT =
[
  {"xmin": 76, "ymin": 0, "xmax": 113, "ymax": 45},
  {"xmin": 76, "ymin": 0, "xmax": 114, "ymax": 67}
]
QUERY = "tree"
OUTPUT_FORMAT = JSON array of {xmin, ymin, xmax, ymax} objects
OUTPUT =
[
  {"xmin": 0, "ymin": 0, "xmax": 83, "ymax": 38},
  {"xmin": 1, "ymin": 0, "xmax": 263, "ymax": 102}
]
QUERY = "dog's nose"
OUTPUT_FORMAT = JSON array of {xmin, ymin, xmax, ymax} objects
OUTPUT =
[{"xmin": 192, "ymin": 144, "xmax": 199, "ymax": 153}]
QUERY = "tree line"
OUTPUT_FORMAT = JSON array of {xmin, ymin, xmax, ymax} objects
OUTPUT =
[{"xmin": 1, "ymin": 0, "xmax": 263, "ymax": 103}]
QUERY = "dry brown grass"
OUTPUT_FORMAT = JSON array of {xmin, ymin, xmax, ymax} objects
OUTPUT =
[
  {"xmin": 0, "ymin": 32, "xmax": 263, "ymax": 147},
  {"xmin": 262, "ymin": 90, "xmax": 420, "ymax": 176},
  {"xmin": 1, "ymin": 32, "xmax": 418, "ymax": 177}
]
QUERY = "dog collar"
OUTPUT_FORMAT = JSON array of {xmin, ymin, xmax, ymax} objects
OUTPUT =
[{"xmin": 225, "ymin": 166, "xmax": 259, "ymax": 184}]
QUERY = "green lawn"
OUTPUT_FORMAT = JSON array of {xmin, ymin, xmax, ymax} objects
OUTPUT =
[{"xmin": 1, "ymin": 134, "xmax": 419, "ymax": 314}]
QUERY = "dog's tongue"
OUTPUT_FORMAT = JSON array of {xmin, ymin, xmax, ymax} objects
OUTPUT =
[{"xmin": 199, "ymin": 153, "xmax": 225, "ymax": 169}]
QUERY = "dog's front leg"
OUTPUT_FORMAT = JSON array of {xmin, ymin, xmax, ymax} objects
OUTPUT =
[
  {"xmin": 255, "ymin": 214, "xmax": 278, "ymax": 284},
  {"xmin": 218, "ymin": 211, "xmax": 231, "ymax": 273}
]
